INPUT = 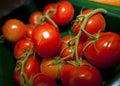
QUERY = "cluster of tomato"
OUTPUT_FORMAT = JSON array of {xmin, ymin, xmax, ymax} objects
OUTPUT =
[{"xmin": 1, "ymin": 0, "xmax": 120, "ymax": 86}]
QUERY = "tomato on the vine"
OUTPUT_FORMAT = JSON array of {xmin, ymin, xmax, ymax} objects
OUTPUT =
[
  {"xmin": 2, "ymin": 19, "xmax": 26, "ymax": 42},
  {"xmin": 44, "ymin": 1, "xmax": 74, "ymax": 25},
  {"xmin": 14, "ymin": 38, "xmax": 34, "ymax": 60},
  {"xmin": 25, "ymin": 24, "xmax": 34, "ymax": 38},
  {"xmin": 58, "ymin": 35, "xmax": 83, "ymax": 61},
  {"xmin": 60, "ymin": 61, "xmax": 103, "ymax": 86},
  {"xmin": 14, "ymin": 55, "xmax": 40, "ymax": 85},
  {"xmin": 32, "ymin": 73, "xmax": 57, "ymax": 86},
  {"xmin": 43, "ymin": 3, "xmax": 57, "ymax": 15},
  {"xmin": 32, "ymin": 23, "xmax": 61, "ymax": 58},
  {"xmin": 84, "ymin": 32, "xmax": 120, "ymax": 68},
  {"xmin": 73, "ymin": 9, "xmax": 106, "ymax": 41},
  {"xmin": 53, "ymin": 1, "xmax": 74, "ymax": 25},
  {"xmin": 29, "ymin": 11, "xmax": 43, "ymax": 26},
  {"xmin": 24, "ymin": 55, "xmax": 40, "ymax": 79},
  {"xmin": 13, "ymin": 66, "xmax": 21, "ymax": 85},
  {"xmin": 40, "ymin": 57, "xmax": 64, "ymax": 80}
]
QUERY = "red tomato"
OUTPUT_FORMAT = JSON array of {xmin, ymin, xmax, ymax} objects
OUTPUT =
[
  {"xmin": 73, "ymin": 9, "xmax": 106, "ymax": 41},
  {"xmin": 40, "ymin": 57, "xmax": 64, "ymax": 80},
  {"xmin": 32, "ymin": 23, "xmax": 61, "ymax": 58},
  {"xmin": 32, "ymin": 73, "xmax": 57, "ymax": 86},
  {"xmin": 14, "ymin": 55, "xmax": 40, "ymax": 85},
  {"xmin": 29, "ymin": 11, "xmax": 43, "ymax": 25},
  {"xmin": 13, "ymin": 66, "xmax": 21, "ymax": 85},
  {"xmin": 14, "ymin": 38, "xmax": 34, "ymax": 60},
  {"xmin": 24, "ymin": 55, "xmax": 40, "ymax": 79},
  {"xmin": 25, "ymin": 24, "xmax": 34, "ymax": 38},
  {"xmin": 58, "ymin": 35, "xmax": 83, "ymax": 60},
  {"xmin": 60, "ymin": 63, "xmax": 103, "ymax": 86},
  {"xmin": 2, "ymin": 19, "xmax": 26, "ymax": 42},
  {"xmin": 43, "ymin": 3, "xmax": 57, "ymax": 15},
  {"xmin": 84, "ymin": 32, "xmax": 120, "ymax": 68},
  {"xmin": 43, "ymin": 3, "xmax": 57, "ymax": 26},
  {"xmin": 51, "ymin": 1, "xmax": 74, "ymax": 25}
]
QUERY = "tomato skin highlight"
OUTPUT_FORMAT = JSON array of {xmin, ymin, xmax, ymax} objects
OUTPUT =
[
  {"xmin": 32, "ymin": 23, "xmax": 61, "ymax": 58},
  {"xmin": 60, "ymin": 64, "xmax": 103, "ymax": 86},
  {"xmin": 84, "ymin": 32, "xmax": 120, "ymax": 68},
  {"xmin": 2, "ymin": 19, "xmax": 26, "ymax": 42}
]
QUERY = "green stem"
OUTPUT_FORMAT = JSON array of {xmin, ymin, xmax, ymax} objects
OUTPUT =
[
  {"xmin": 81, "ymin": 8, "xmax": 107, "ymax": 39},
  {"xmin": 19, "ymin": 49, "xmax": 33, "ymax": 86},
  {"xmin": 44, "ymin": 8, "xmax": 58, "ymax": 28},
  {"xmin": 57, "ymin": 8, "xmax": 107, "ymax": 66},
  {"xmin": 73, "ymin": 8, "xmax": 107, "ymax": 66}
]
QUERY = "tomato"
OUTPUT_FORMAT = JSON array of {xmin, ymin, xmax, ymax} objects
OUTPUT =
[
  {"xmin": 29, "ymin": 11, "xmax": 43, "ymax": 26},
  {"xmin": 60, "ymin": 62, "xmax": 103, "ymax": 86},
  {"xmin": 58, "ymin": 35, "xmax": 83, "ymax": 61},
  {"xmin": 49, "ymin": 1, "xmax": 74, "ymax": 25},
  {"xmin": 84, "ymin": 32, "xmax": 120, "ymax": 68},
  {"xmin": 40, "ymin": 57, "xmax": 64, "ymax": 80},
  {"xmin": 13, "ymin": 66, "xmax": 21, "ymax": 85},
  {"xmin": 14, "ymin": 38, "xmax": 34, "ymax": 60},
  {"xmin": 2, "ymin": 19, "xmax": 26, "ymax": 42},
  {"xmin": 43, "ymin": 3, "xmax": 57, "ymax": 15},
  {"xmin": 32, "ymin": 23, "xmax": 61, "ymax": 58},
  {"xmin": 25, "ymin": 24, "xmax": 34, "ymax": 38},
  {"xmin": 73, "ymin": 9, "xmax": 106, "ymax": 41},
  {"xmin": 32, "ymin": 73, "xmax": 57, "ymax": 86},
  {"xmin": 14, "ymin": 55, "xmax": 40, "ymax": 85},
  {"xmin": 24, "ymin": 55, "xmax": 40, "ymax": 79}
]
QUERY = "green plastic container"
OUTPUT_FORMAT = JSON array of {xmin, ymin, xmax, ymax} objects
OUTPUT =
[{"xmin": 0, "ymin": 0, "xmax": 120, "ymax": 86}]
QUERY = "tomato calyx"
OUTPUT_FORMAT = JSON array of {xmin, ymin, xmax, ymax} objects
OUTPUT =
[{"xmin": 82, "ymin": 30, "xmax": 101, "ymax": 52}]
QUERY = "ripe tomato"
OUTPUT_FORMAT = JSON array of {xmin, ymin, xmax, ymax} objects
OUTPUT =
[
  {"xmin": 73, "ymin": 9, "xmax": 106, "ymax": 41},
  {"xmin": 32, "ymin": 23, "xmax": 61, "ymax": 58},
  {"xmin": 2, "ymin": 19, "xmax": 26, "ymax": 42},
  {"xmin": 13, "ymin": 66, "xmax": 21, "ymax": 85},
  {"xmin": 14, "ymin": 55, "xmax": 40, "ymax": 85},
  {"xmin": 84, "ymin": 32, "xmax": 120, "ymax": 68},
  {"xmin": 25, "ymin": 24, "xmax": 34, "ymax": 38},
  {"xmin": 29, "ymin": 11, "xmax": 43, "ymax": 25},
  {"xmin": 40, "ymin": 57, "xmax": 64, "ymax": 80},
  {"xmin": 24, "ymin": 55, "xmax": 40, "ymax": 79},
  {"xmin": 32, "ymin": 73, "xmax": 57, "ymax": 86},
  {"xmin": 14, "ymin": 38, "xmax": 34, "ymax": 60},
  {"xmin": 60, "ymin": 62, "xmax": 103, "ymax": 86},
  {"xmin": 50, "ymin": 1, "xmax": 74, "ymax": 25},
  {"xmin": 58, "ymin": 35, "xmax": 83, "ymax": 60},
  {"xmin": 43, "ymin": 3, "xmax": 57, "ymax": 15}
]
